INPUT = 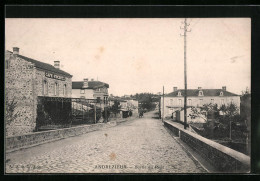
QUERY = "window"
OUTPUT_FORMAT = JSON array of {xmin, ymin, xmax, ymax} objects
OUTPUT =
[
  {"xmin": 231, "ymin": 99, "xmax": 234, "ymax": 103},
  {"xmin": 220, "ymin": 91, "xmax": 223, "ymax": 96},
  {"xmin": 43, "ymin": 80, "xmax": 48, "ymax": 95},
  {"xmin": 188, "ymin": 99, "xmax": 192, "ymax": 106},
  {"xmin": 170, "ymin": 99, "xmax": 173, "ymax": 106},
  {"xmin": 211, "ymin": 99, "xmax": 214, "ymax": 104},
  {"xmin": 178, "ymin": 91, "xmax": 182, "ymax": 96},
  {"xmin": 54, "ymin": 82, "xmax": 58, "ymax": 96},
  {"xmin": 80, "ymin": 89, "xmax": 85, "ymax": 94},
  {"xmin": 63, "ymin": 84, "xmax": 67, "ymax": 96},
  {"xmin": 97, "ymin": 97, "xmax": 101, "ymax": 103},
  {"xmin": 221, "ymin": 99, "xmax": 224, "ymax": 105},
  {"xmin": 199, "ymin": 91, "xmax": 203, "ymax": 96},
  {"xmin": 178, "ymin": 99, "xmax": 182, "ymax": 106},
  {"xmin": 199, "ymin": 99, "xmax": 203, "ymax": 106}
]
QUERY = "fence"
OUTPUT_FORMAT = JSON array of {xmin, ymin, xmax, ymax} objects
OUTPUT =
[{"xmin": 36, "ymin": 96, "xmax": 107, "ymax": 130}]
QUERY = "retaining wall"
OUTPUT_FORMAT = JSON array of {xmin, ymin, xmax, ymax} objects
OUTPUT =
[
  {"xmin": 164, "ymin": 121, "xmax": 250, "ymax": 172},
  {"xmin": 6, "ymin": 121, "xmax": 117, "ymax": 152}
]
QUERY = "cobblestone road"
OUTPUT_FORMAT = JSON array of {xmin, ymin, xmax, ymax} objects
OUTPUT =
[{"xmin": 6, "ymin": 112, "xmax": 206, "ymax": 173}]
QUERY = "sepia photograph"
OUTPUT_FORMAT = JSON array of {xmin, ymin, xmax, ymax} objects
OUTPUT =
[{"xmin": 5, "ymin": 17, "xmax": 251, "ymax": 173}]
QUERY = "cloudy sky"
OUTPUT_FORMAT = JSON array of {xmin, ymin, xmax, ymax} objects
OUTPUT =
[{"xmin": 5, "ymin": 18, "xmax": 250, "ymax": 96}]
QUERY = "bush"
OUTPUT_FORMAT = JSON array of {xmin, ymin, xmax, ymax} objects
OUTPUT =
[{"xmin": 102, "ymin": 108, "xmax": 110, "ymax": 120}]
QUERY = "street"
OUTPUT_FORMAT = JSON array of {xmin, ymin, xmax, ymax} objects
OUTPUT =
[{"xmin": 6, "ymin": 111, "xmax": 206, "ymax": 173}]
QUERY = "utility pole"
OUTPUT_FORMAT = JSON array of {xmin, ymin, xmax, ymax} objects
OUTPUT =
[
  {"xmin": 162, "ymin": 86, "xmax": 164, "ymax": 122},
  {"xmin": 94, "ymin": 102, "xmax": 97, "ymax": 124},
  {"xmin": 158, "ymin": 92, "xmax": 161, "ymax": 119},
  {"xmin": 180, "ymin": 18, "xmax": 191, "ymax": 129},
  {"xmin": 105, "ymin": 98, "xmax": 108, "ymax": 123}
]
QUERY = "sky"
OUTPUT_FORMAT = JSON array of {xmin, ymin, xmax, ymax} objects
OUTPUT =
[{"xmin": 5, "ymin": 18, "xmax": 251, "ymax": 96}]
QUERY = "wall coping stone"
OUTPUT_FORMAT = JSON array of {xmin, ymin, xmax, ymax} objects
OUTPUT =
[
  {"xmin": 6, "ymin": 121, "xmax": 116, "ymax": 139},
  {"xmin": 6, "ymin": 121, "xmax": 117, "ymax": 153},
  {"xmin": 164, "ymin": 120, "xmax": 250, "ymax": 168}
]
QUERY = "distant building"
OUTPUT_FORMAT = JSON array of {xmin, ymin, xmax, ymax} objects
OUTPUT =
[
  {"xmin": 72, "ymin": 78, "xmax": 109, "ymax": 103},
  {"xmin": 108, "ymin": 96, "xmax": 139, "ymax": 117},
  {"xmin": 161, "ymin": 86, "xmax": 240, "ymax": 119},
  {"xmin": 5, "ymin": 47, "xmax": 72, "ymax": 136}
]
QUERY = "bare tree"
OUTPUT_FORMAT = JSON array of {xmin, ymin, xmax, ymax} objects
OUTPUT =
[{"xmin": 5, "ymin": 92, "xmax": 21, "ymax": 126}]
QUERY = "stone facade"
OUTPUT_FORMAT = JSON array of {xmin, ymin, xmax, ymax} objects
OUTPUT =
[
  {"xmin": 35, "ymin": 69, "xmax": 72, "ymax": 98},
  {"xmin": 5, "ymin": 49, "xmax": 72, "ymax": 137},
  {"xmin": 5, "ymin": 54, "xmax": 37, "ymax": 136}
]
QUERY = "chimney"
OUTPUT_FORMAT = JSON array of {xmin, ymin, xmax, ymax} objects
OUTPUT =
[
  {"xmin": 83, "ymin": 78, "xmax": 89, "ymax": 88},
  {"xmin": 91, "ymin": 78, "xmax": 94, "ymax": 81},
  {"xmin": 198, "ymin": 87, "xmax": 202, "ymax": 90},
  {"xmin": 222, "ymin": 86, "xmax": 226, "ymax": 91},
  {"xmin": 173, "ymin": 87, "xmax": 177, "ymax": 92},
  {"xmin": 54, "ymin": 61, "xmax": 60, "ymax": 69},
  {"xmin": 13, "ymin": 47, "xmax": 19, "ymax": 55}
]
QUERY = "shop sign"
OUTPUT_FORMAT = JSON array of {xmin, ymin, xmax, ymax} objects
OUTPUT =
[{"xmin": 45, "ymin": 72, "xmax": 65, "ymax": 81}]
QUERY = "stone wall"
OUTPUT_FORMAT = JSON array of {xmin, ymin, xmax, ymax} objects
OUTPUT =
[
  {"xmin": 5, "ymin": 56, "xmax": 37, "ymax": 136},
  {"xmin": 164, "ymin": 121, "xmax": 250, "ymax": 172},
  {"xmin": 5, "ymin": 52, "xmax": 72, "ymax": 137},
  {"xmin": 6, "ymin": 121, "xmax": 117, "ymax": 152}
]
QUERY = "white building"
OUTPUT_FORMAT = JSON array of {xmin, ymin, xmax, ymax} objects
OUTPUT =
[
  {"xmin": 72, "ymin": 78, "xmax": 109, "ymax": 103},
  {"xmin": 161, "ymin": 86, "xmax": 240, "ymax": 119}
]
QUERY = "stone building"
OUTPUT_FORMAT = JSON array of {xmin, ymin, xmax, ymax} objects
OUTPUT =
[
  {"xmin": 5, "ymin": 47, "xmax": 72, "ymax": 136},
  {"xmin": 161, "ymin": 86, "xmax": 240, "ymax": 118}
]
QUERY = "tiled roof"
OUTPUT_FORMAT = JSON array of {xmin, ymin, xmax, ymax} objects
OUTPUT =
[
  {"xmin": 18, "ymin": 54, "xmax": 72, "ymax": 77},
  {"xmin": 165, "ymin": 89, "xmax": 238, "ymax": 97},
  {"xmin": 8, "ymin": 51, "xmax": 72, "ymax": 77},
  {"xmin": 72, "ymin": 81, "xmax": 109, "ymax": 89}
]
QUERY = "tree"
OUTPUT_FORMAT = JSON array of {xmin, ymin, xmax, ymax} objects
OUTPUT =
[
  {"xmin": 111, "ymin": 100, "xmax": 121, "ymax": 116},
  {"xmin": 189, "ymin": 102, "xmax": 241, "ymax": 140},
  {"xmin": 218, "ymin": 103, "xmax": 240, "ymax": 140},
  {"xmin": 240, "ymin": 88, "xmax": 251, "ymax": 154},
  {"xmin": 5, "ymin": 92, "xmax": 21, "ymax": 126},
  {"xmin": 134, "ymin": 93, "xmax": 156, "ymax": 111},
  {"xmin": 102, "ymin": 108, "xmax": 111, "ymax": 120},
  {"xmin": 240, "ymin": 90, "xmax": 251, "ymax": 130},
  {"xmin": 189, "ymin": 103, "xmax": 219, "ymax": 122}
]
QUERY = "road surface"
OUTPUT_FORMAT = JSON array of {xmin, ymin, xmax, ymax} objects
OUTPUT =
[{"xmin": 6, "ymin": 111, "xmax": 206, "ymax": 173}]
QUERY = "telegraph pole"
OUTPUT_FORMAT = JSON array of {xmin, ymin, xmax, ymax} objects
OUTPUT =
[
  {"xmin": 180, "ymin": 18, "xmax": 191, "ymax": 129},
  {"xmin": 162, "ymin": 86, "xmax": 164, "ymax": 122}
]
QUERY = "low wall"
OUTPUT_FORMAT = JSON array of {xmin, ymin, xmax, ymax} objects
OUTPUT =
[
  {"xmin": 164, "ymin": 121, "xmax": 250, "ymax": 172},
  {"xmin": 6, "ymin": 121, "xmax": 117, "ymax": 152}
]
